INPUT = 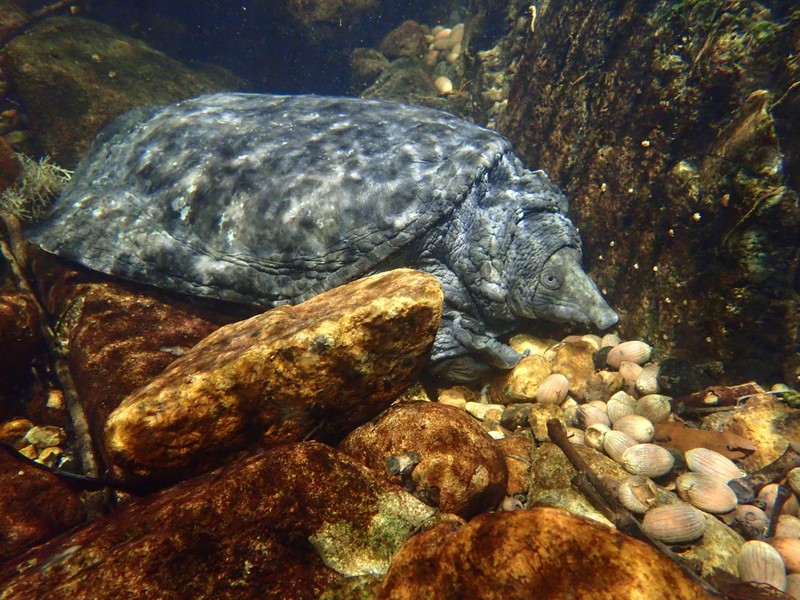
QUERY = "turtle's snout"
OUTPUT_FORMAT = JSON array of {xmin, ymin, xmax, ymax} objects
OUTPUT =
[{"xmin": 588, "ymin": 298, "xmax": 619, "ymax": 331}]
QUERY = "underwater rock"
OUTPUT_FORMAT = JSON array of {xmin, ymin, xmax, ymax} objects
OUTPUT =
[
  {"xmin": 104, "ymin": 269, "xmax": 442, "ymax": 483},
  {"xmin": 338, "ymin": 401, "xmax": 507, "ymax": 518},
  {"xmin": 377, "ymin": 20, "xmax": 428, "ymax": 59},
  {"xmin": 2, "ymin": 16, "xmax": 238, "ymax": 167},
  {"xmin": 496, "ymin": 433, "xmax": 532, "ymax": 497},
  {"xmin": 0, "ymin": 442, "xmax": 441, "ymax": 598},
  {"xmin": 378, "ymin": 507, "xmax": 712, "ymax": 599},
  {"xmin": 0, "ymin": 291, "xmax": 40, "ymax": 393},
  {"xmin": 501, "ymin": 1, "xmax": 800, "ymax": 386},
  {"xmin": 0, "ymin": 444, "xmax": 86, "ymax": 563}
]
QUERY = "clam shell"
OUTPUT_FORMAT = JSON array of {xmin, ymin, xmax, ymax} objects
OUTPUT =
[
  {"xmin": 580, "ymin": 334, "xmax": 602, "ymax": 350},
  {"xmin": 618, "ymin": 361, "xmax": 642, "ymax": 386},
  {"xmin": 777, "ymin": 515, "xmax": 800, "ymax": 539},
  {"xmin": 617, "ymin": 475, "xmax": 659, "ymax": 514},
  {"xmin": 612, "ymin": 414, "xmax": 655, "ymax": 443},
  {"xmin": 575, "ymin": 404, "xmax": 610, "ymax": 430},
  {"xmin": 619, "ymin": 443, "xmax": 675, "ymax": 478},
  {"xmin": 600, "ymin": 333, "xmax": 621, "ymax": 347},
  {"xmin": 641, "ymin": 503, "xmax": 706, "ymax": 544},
  {"xmin": 536, "ymin": 373, "xmax": 570, "ymax": 405},
  {"xmin": 584, "ymin": 423, "xmax": 611, "ymax": 452},
  {"xmin": 606, "ymin": 340, "xmax": 652, "ymax": 369},
  {"xmin": 684, "ymin": 448, "xmax": 743, "ymax": 483},
  {"xmin": 603, "ymin": 430, "xmax": 638, "ymax": 462},
  {"xmin": 759, "ymin": 483, "xmax": 799, "ymax": 516},
  {"xmin": 606, "ymin": 391, "xmax": 637, "ymax": 424},
  {"xmin": 770, "ymin": 537, "xmax": 800, "ymax": 574},
  {"xmin": 634, "ymin": 394, "xmax": 672, "ymax": 424},
  {"xmin": 635, "ymin": 363, "xmax": 660, "ymax": 395},
  {"xmin": 676, "ymin": 472, "xmax": 738, "ymax": 514},
  {"xmin": 565, "ymin": 427, "xmax": 585, "ymax": 445},
  {"xmin": 787, "ymin": 467, "xmax": 800, "ymax": 497},
  {"xmin": 734, "ymin": 504, "xmax": 769, "ymax": 535},
  {"xmin": 738, "ymin": 540, "xmax": 787, "ymax": 591}
]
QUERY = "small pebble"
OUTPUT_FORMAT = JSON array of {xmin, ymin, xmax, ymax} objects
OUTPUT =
[{"xmin": 434, "ymin": 76, "xmax": 454, "ymax": 95}]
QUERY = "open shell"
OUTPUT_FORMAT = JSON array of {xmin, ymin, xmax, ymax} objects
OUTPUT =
[
  {"xmin": 738, "ymin": 540, "xmax": 787, "ymax": 592},
  {"xmin": 619, "ymin": 443, "xmax": 675, "ymax": 478},
  {"xmin": 641, "ymin": 503, "xmax": 706, "ymax": 544},
  {"xmin": 676, "ymin": 472, "xmax": 738, "ymax": 514},
  {"xmin": 584, "ymin": 424, "xmax": 611, "ymax": 452},
  {"xmin": 617, "ymin": 475, "xmax": 659, "ymax": 514},
  {"xmin": 733, "ymin": 505, "xmax": 770, "ymax": 536},
  {"xmin": 684, "ymin": 448, "xmax": 743, "ymax": 483}
]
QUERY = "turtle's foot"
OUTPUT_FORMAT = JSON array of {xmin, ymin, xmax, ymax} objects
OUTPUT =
[{"xmin": 451, "ymin": 316, "xmax": 527, "ymax": 370}]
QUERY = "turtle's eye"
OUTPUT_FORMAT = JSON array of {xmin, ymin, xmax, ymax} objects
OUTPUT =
[{"xmin": 541, "ymin": 271, "xmax": 561, "ymax": 290}]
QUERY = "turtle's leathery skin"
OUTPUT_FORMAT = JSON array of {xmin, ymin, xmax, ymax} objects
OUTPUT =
[{"xmin": 25, "ymin": 92, "xmax": 618, "ymax": 381}]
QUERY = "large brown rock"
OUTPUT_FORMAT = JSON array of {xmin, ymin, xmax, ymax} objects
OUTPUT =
[
  {"xmin": 0, "ymin": 442, "xmax": 440, "ymax": 599},
  {"xmin": 379, "ymin": 508, "xmax": 712, "ymax": 599},
  {"xmin": 3, "ymin": 16, "xmax": 239, "ymax": 167},
  {"xmin": 500, "ymin": 1, "xmax": 800, "ymax": 386},
  {"xmin": 339, "ymin": 401, "xmax": 507, "ymax": 518},
  {"xmin": 104, "ymin": 269, "xmax": 442, "ymax": 483},
  {"xmin": 0, "ymin": 445, "xmax": 86, "ymax": 563}
]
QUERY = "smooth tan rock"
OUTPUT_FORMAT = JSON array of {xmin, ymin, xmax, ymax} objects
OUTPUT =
[
  {"xmin": 338, "ymin": 401, "xmax": 506, "ymax": 518},
  {"xmin": 551, "ymin": 340, "xmax": 601, "ymax": 401},
  {"xmin": 727, "ymin": 393, "xmax": 800, "ymax": 472},
  {"xmin": 378, "ymin": 508, "xmax": 712, "ymax": 599},
  {"xmin": 489, "ymin": 354, "xmax": 551, "ymax": 404},
  {"xmin": 0, "ymin": 442, "xmax": 440, "ymax": 599},
  {"xmin": 104, "ymin": 269, "xmax": 442, "ymax": 482}
]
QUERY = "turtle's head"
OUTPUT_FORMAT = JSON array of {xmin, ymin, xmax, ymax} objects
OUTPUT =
[{"xmin": 507, "ymin": 213, "xmax": 618, "ymax": 330}]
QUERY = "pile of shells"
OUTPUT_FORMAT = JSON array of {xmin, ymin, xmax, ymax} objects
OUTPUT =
[
  {"xmin": 444, "ymin": 331, "xmax": 800, "ymax": 594},
  {"xmin": 0, "ymin": 417, "xmax": 70, "ymax": 469},
  {"xmin": 425, "ymin": 24, "xmax": 464, "ymax": 68}
]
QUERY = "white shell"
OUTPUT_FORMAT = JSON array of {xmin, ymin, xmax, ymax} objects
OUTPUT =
[
  {"xmin": 617, "ymin": 475, "xmax": 659, "ymax": 514},
  {"xmin": 734, "ymin": 504, "xmax": 769, "ymax": 535},
  {"xmin": 641, "ymin": 503, "xmax": 706, "ymax": 544},
  {"xmin": 606, "ymin": 391, "xmax": 637, "ymax": 423},
  {"xmin": 580, "ymin": 334, "xmax": 602, "ymax": 350},
  {"xmin": 676, "ymin": 472, "xmax": 738, "ymax": 514},
  {"xmin": 600, "ymin": 332, "xmax": 621, "ymax": 347},
  {"xmin": 777, "ymin": 515, "xmax": 800, "ymax": 539},
  {"xmin": 603, "ymin": 430, "xmax": 638, "ymax": 462},
  {"xmin": 738, "ymin": 540, "xmax": 787, "ymax": 592},
  {"xmin": 565, "ymin": 427, "xmax": 585, "ymax": 445},
  {"xmin": 634, "ymin": 394, "xmax": 672, "ymax": 424},
  {"xmin": 635, "ymin": 363, "xmax": 660, "ymax": 395},
  {"xmin": 684, "ymin": 447, "xmax": 743, "ymax": 482},
  {"xmin": 619, "ymin": 443, "xmax": 675, "ymax": 478},
  {"xmin": 770, "ymin": 537, "xmax": 800, "ymax": 574},
  {"xmin": 787, "ymin": 467, "xmax": 800, "ymax": 497},
  {"xmin": 575, "ymin": 404, "xmax": 610, "ymax": 429},
  {"xmin": 584, "ymin": 423, "xmax": 611, "ymax": 452},
  {"xmin": 617, "ymin": 361, "xmax": 642, "ymax": 386},
  {"xmin": 606, "ymin": 341, "xmax": 653, "ymax": 369},
  {"xmin": 612, "ymin": 414, "xmax": 655, "ymax": 443},
  {"xmin": 536, "ymin": 373, "xmax": 570, "ymax": 405}
]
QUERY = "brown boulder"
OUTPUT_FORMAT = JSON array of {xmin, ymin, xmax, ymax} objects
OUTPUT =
[
  {"xmin": 3, "ymin": 16, "xmax": 239, "ymax": 167},
  {"xmin": 0, "ymin": 291, "xmax": 40, "ymax": 392},
  {"xmin": 0, "ymin": 442, "xmax": 440, "ymax": 598},
  {"xmin": 378, "ymin": 20, "xmax": 428, "ymax": 59},
  {"xmin": 379, "ymin": 508, "xmax": 712, "ymax": 599},
  {"xmin": 338, "ymin": 401, "xmax": 507, "ymax": 518},
  {"xmin": 104, "ymin": 269, "xmax": 442, "ymax": 483},
  {"xmin": 0, "ymin": 445, "xmax": 86, "ymax": 562}
]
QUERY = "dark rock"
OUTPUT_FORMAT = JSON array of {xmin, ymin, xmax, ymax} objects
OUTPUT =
[
  {"xmin": 658, "ymin": 357, "xmax": 719, "ymax": 396},
  {"xmin": 378, "ymin": 508, "xmax": 711, "ymax": 599},
  {"xmin": 338, "ymin": 401, "xmax": 507, "ymax": 518},
  {"xmin": 0, "ymin": 291, "xmax": 40, "ymax": 391},
  {"xmin": 500, "ymin": 1, "xmax": 800, "ymax": 385},
  {"xmin": 349, "ymin": 47, "xmax": 390, "ymax": 91},
  {"xmin": 0, "ymin": 442, "xmax": 441, "ymax": 598},
  {"xmin": 104, "ymin": 269, "xmax": 442, "ymax": 483},
  {"xmin": 0, "ymin": 136, "xmax": 19, "ymax": 192},
  {"xmin": 378, "ymin": 20, "xmax": 428, "ymax": 59},
  {"xmin": 0, "ymin": 444, "xmax": 86, "ymax": 563},
  {"xmin": 3, "ymin": 16, "xmax": 240, "ymax": 167}
]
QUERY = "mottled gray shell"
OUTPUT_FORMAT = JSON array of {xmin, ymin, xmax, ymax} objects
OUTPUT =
[{"xmin": 26, "ymin": 93, "xmax": 568, "ymax": 306}]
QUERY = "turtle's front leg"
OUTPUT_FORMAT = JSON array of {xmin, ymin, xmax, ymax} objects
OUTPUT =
[{"xmin": 450, "ymin": 315, "xmax": 527, "ymax": 369}]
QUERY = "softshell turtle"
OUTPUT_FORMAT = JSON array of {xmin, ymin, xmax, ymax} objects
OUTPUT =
[{"xmin": 25, "ymin": 92, "xmax": 618, "ymax": 381}]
